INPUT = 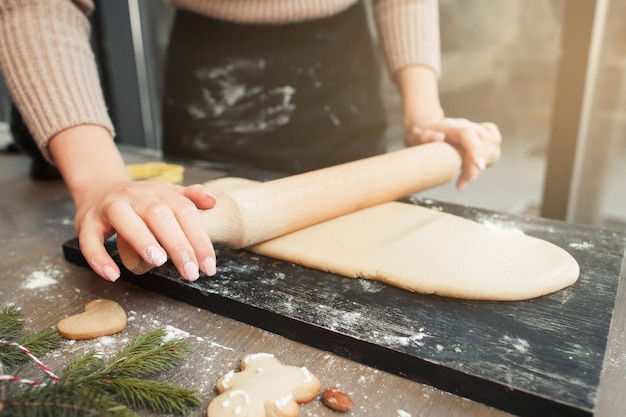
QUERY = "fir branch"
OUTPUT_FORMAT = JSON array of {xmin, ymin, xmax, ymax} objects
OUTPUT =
[
  {"xmin": 62, "ymin": 329, "xmax": 200, "ymax": 414},
  {"xmin": 101, "ymin": 329, "xmax": 189, "ymax": 378},
  {"xmin": 3, "ymin": 380, "xmax": 117, "ymax": 417},
  {"xmin": 102, "ymin": 377, "xmax": 201, "ymax": 414},
  {"xmin": 0, "ymin": 305, "xmax": 23, "ymax": 372},
  {"xmin": 1, "ymin": 400, "xmax": 106, "ymax": 417},
  {"xmin": 0, "ymin": 306, "xmax": 61, "ymax": 373},
  {"xmin": 1, "ymin": 310, "xmax": 201, "ymax": 417},
  {"xmin": 83, "ymin": 329, "xmax": 200, "ymax": 414},
  {"xmin": 1, "ymin": 399, "xmax": 112, "ymax": 417},
  {"xmin": 16, "ymin": 329, "xmax": 63, "ymax": 362},
  {"xmin": 61, "ymin": 351, "xmax": 104, "ymax": 381},
  {"xmin": 0, "ymin": 305, "xmax": 23, "ymax": 340}
]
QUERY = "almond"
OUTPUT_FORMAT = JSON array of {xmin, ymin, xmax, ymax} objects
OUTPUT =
[{"xmin": 322, "ymin": 387, "xmax": 354, "ymax": 412}]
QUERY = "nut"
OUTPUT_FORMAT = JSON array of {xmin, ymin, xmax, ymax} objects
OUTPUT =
[{"xmin": 322, "ymin": 387, "xmax": 354, "ymax": 412}]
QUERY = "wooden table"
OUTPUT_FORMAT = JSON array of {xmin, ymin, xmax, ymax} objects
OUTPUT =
[{"xmin": 1, "ymin": 147, "xmax": 624, "ymax": 417}]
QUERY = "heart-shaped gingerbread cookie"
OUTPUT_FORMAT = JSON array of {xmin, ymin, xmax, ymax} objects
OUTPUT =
[{"xmin": 57, "ymin": 299, "xmax": 127, "ymax": 340}]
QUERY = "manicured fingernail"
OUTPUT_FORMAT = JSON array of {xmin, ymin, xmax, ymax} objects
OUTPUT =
[
  {"xmin": 476, "ymin": 156, "xmax": 486, "ymax": 171},
  {"xmin": 147, "ymin": 245, "xmax": 167, "ymax": 266},
  {"xmin": 102, "ymin": 265, "xmax": 120, "ymax": 282},
  {"xmin": 201, "ymin": 256, "xmax": 217, "ymax": 276},
  {"xmin": 183, "ymin": 260, "xmax": 199, "ymax": 281}
]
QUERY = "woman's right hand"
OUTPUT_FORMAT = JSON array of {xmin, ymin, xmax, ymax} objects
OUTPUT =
[
  {"xmin": 75, "ymin": 179, "xmax": 218, "ymax": 282},
  {"xmin": 49, "ymin": 125, "xmax": 218, "ymax": 282}
]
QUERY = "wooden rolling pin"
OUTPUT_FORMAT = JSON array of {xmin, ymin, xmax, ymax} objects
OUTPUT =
[{"xmin": 118, "ymin": 142, "xmax": 498, "ymax": 274}]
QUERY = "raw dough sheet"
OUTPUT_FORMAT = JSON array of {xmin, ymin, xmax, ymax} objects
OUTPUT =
[{"xmin": 205, "ymin": 178, "xmax": 579, "ymax": 301}]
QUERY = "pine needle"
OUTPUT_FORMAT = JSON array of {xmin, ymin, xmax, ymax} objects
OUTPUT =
[
  {"xmin": 17, "ymin": 328, "xmax": 63, "ymax": 360},
  {"xmin": 62, "ymin": 350, "xmax": 105, "ymax": 380},
  {"xmin": 102, "ymin": 329, "xmax": 189, "ymax": 378},
  {"xmin": 0, "ymin": 304, "xmax": 23, "ymax": 340},
  {"xmin": 104, "ymin": 377, "xmax": 202, "ymax": 414},
  {"xmin": 0, "ymin": 307, "xmax": 61, "ymax": 372}
]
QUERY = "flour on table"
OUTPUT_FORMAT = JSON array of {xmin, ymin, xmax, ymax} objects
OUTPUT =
[
  {"xmin": 21, "ymin": 269, "xmax": 60, "ymax": 289},
  {"xmin": 163, "ymin": 324, "xmax": 191, "ymax": 342},
  {"xmin": 378, "ymin": 329, "xmax": 429, "ymax": 348},
  {"xmin": 46, "ymin": 216, "xmax": 73, "ymax": 226},
  {"xmin": 501, "ymin": 335, "xmax": 530, "ymax": 354},
  {"xmin": 569, "ymin": 241, "xmax": 594, "ymax": 250}
]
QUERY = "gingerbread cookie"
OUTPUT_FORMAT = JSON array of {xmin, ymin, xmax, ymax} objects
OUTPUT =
[
  {"xmin": 207, "ymin": 353, "xmax": 321, "ymax": 417},
  {"xmin": 57, "ymin": 299, "xmax": 127, "ymax": 340}
]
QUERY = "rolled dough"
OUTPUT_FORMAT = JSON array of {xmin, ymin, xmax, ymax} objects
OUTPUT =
[{"xmin": 205, "ymin": 178, "xmax": 579, "ymax": 301}]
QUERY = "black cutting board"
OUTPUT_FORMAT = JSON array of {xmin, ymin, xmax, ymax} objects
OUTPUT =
[{"xmin": 63, "ymin": 199, "xmax": 626, "ymax": 417}]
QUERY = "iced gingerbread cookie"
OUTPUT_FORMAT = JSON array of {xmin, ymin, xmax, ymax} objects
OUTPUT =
[
  {"xmin": 207, "ymin": 353, "xmax": 321, "ymax": 417},
  {"xmin": 57, "ymin": 299, "xmax": 127, "ymax": 340}
]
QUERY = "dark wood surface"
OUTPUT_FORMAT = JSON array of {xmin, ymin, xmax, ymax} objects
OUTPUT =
[{"xmin": 2, "ymin": 146, "xmax": 625, "ymax": 417}]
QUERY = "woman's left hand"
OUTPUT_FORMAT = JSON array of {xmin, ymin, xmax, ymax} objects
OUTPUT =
[
  {"xmin": 404, "ymin": 117, "xmax": 502, "ymax": 191},
  {"xmin": 395, "ymin": 64, "xmax": 503, "ymax": 190}
]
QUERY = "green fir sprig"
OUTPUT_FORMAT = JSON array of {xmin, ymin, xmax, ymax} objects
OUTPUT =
[
  {"xmin": 0, "ymin": 304, "xmax": 202, "ymax": 417},
  {"xmin": 0, "ymin": 305, "xmax": 62, "ymax": 372}
]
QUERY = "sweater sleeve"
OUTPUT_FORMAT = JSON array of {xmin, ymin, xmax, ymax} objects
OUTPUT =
[
  {"xmin": 0, "ymin": 0, "xmax": 114, "ymax": 163},
  {"xmin": 374, "ymin": 0, "xmax": 441, "ymax": 78}
]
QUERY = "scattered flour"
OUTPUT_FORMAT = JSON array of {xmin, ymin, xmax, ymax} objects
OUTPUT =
[
  {"xmin": 207, "ymin": 341, "xmax": 234, "ymax": 351},
  {"xmin": 379, "ymin": 328, "xmax": 429, "ymax": 347},
  {"xmin": 478, "ymin": 218, "xmax": 525, "ymax": 235},
  {"xmin": 397, "ymin": 410, "xmax": 412, "ymax": 417},
  {"xmin": 569, "ymin": 241, "xmax": 594, "ymax": 250},
  {"xmin": 46, "ymin": 216, "xmax": 73, "ymax": 226},
  {"xmin": 501, "ymin": 335, "xmax": 530, "ymax": 354},
  {"xmin": 21, "ymin": 269, "xmax": 60, "ymax": 289},
  {"xmin": 358, "ymin": 279, "xmax": 384, "ymax": 293},
  {"xmin": 163, "ymin": 324, "xmax": 191, "ymax": 342}
]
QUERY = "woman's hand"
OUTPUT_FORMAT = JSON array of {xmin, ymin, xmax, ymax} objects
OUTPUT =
[
  {"xmin": 395, "ymin": 65, "xmax": 502, "ymax": 191},
  {"xmin": 404, "ymin": 117, "xmax": 502, "ymax": 191},
  {"xmin": 49, "ymin": 125, "xmax": 218, "ymax": 282},
  {"xmin": 75, "ymin": 179, "xmax": 218, "ymax": 282}
]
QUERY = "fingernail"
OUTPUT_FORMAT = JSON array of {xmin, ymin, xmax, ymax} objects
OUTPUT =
[
  {"xmin": 201, "ymin": 256, "xmax": 217, "ymax": 276},
  {"xmin": 147, "ymin": 246, "xmax": 168, "ymax": 266},
  {"xmin": 183, "ymin": 260, "xmax": 200, "ymax": 281},
  {"xmin": 203, "ymin": 190, "xmax": 217, "ymax": 199},
  {"xmin": 476, "ymin": 156, "xmax": 486, "ymax": 171},
  {"xmin": 102, "ymin": 265, "xmax": 120, "ymax": 282}
]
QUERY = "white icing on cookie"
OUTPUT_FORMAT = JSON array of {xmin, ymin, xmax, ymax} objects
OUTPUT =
[
  {"xmin": 243, "ymin": 352, "xmax": 274, "ymax": 364},
  {"xmin": 221, "ymin": 370, "xmax": 235, "ymax": 389},
  {"xmin": 275, "ymin": 393, "xmax": 293, "ymax": 409},
  {"xmin": 220, "ymin": 390, "xmax": 251, "ymax": 416},
  {"xmin": 229, "ymin": 390, "xmax": 251, "ymax": 404},
  {"xmin": 301, "ymin": 367, "xmax": 312, "ymax": 384}
]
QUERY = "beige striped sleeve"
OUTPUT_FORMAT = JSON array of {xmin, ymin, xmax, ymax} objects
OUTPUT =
[
  {"xmin": 0, "ymin": 0, "xmax": 114, "ymax": 163},
  {"xmin": 167, "ymin": 0, "xmax": 358, "ymax": 24},
  {"xmin": 374, "ymin": 0, "xmax": 441, "ymax": 78}
]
